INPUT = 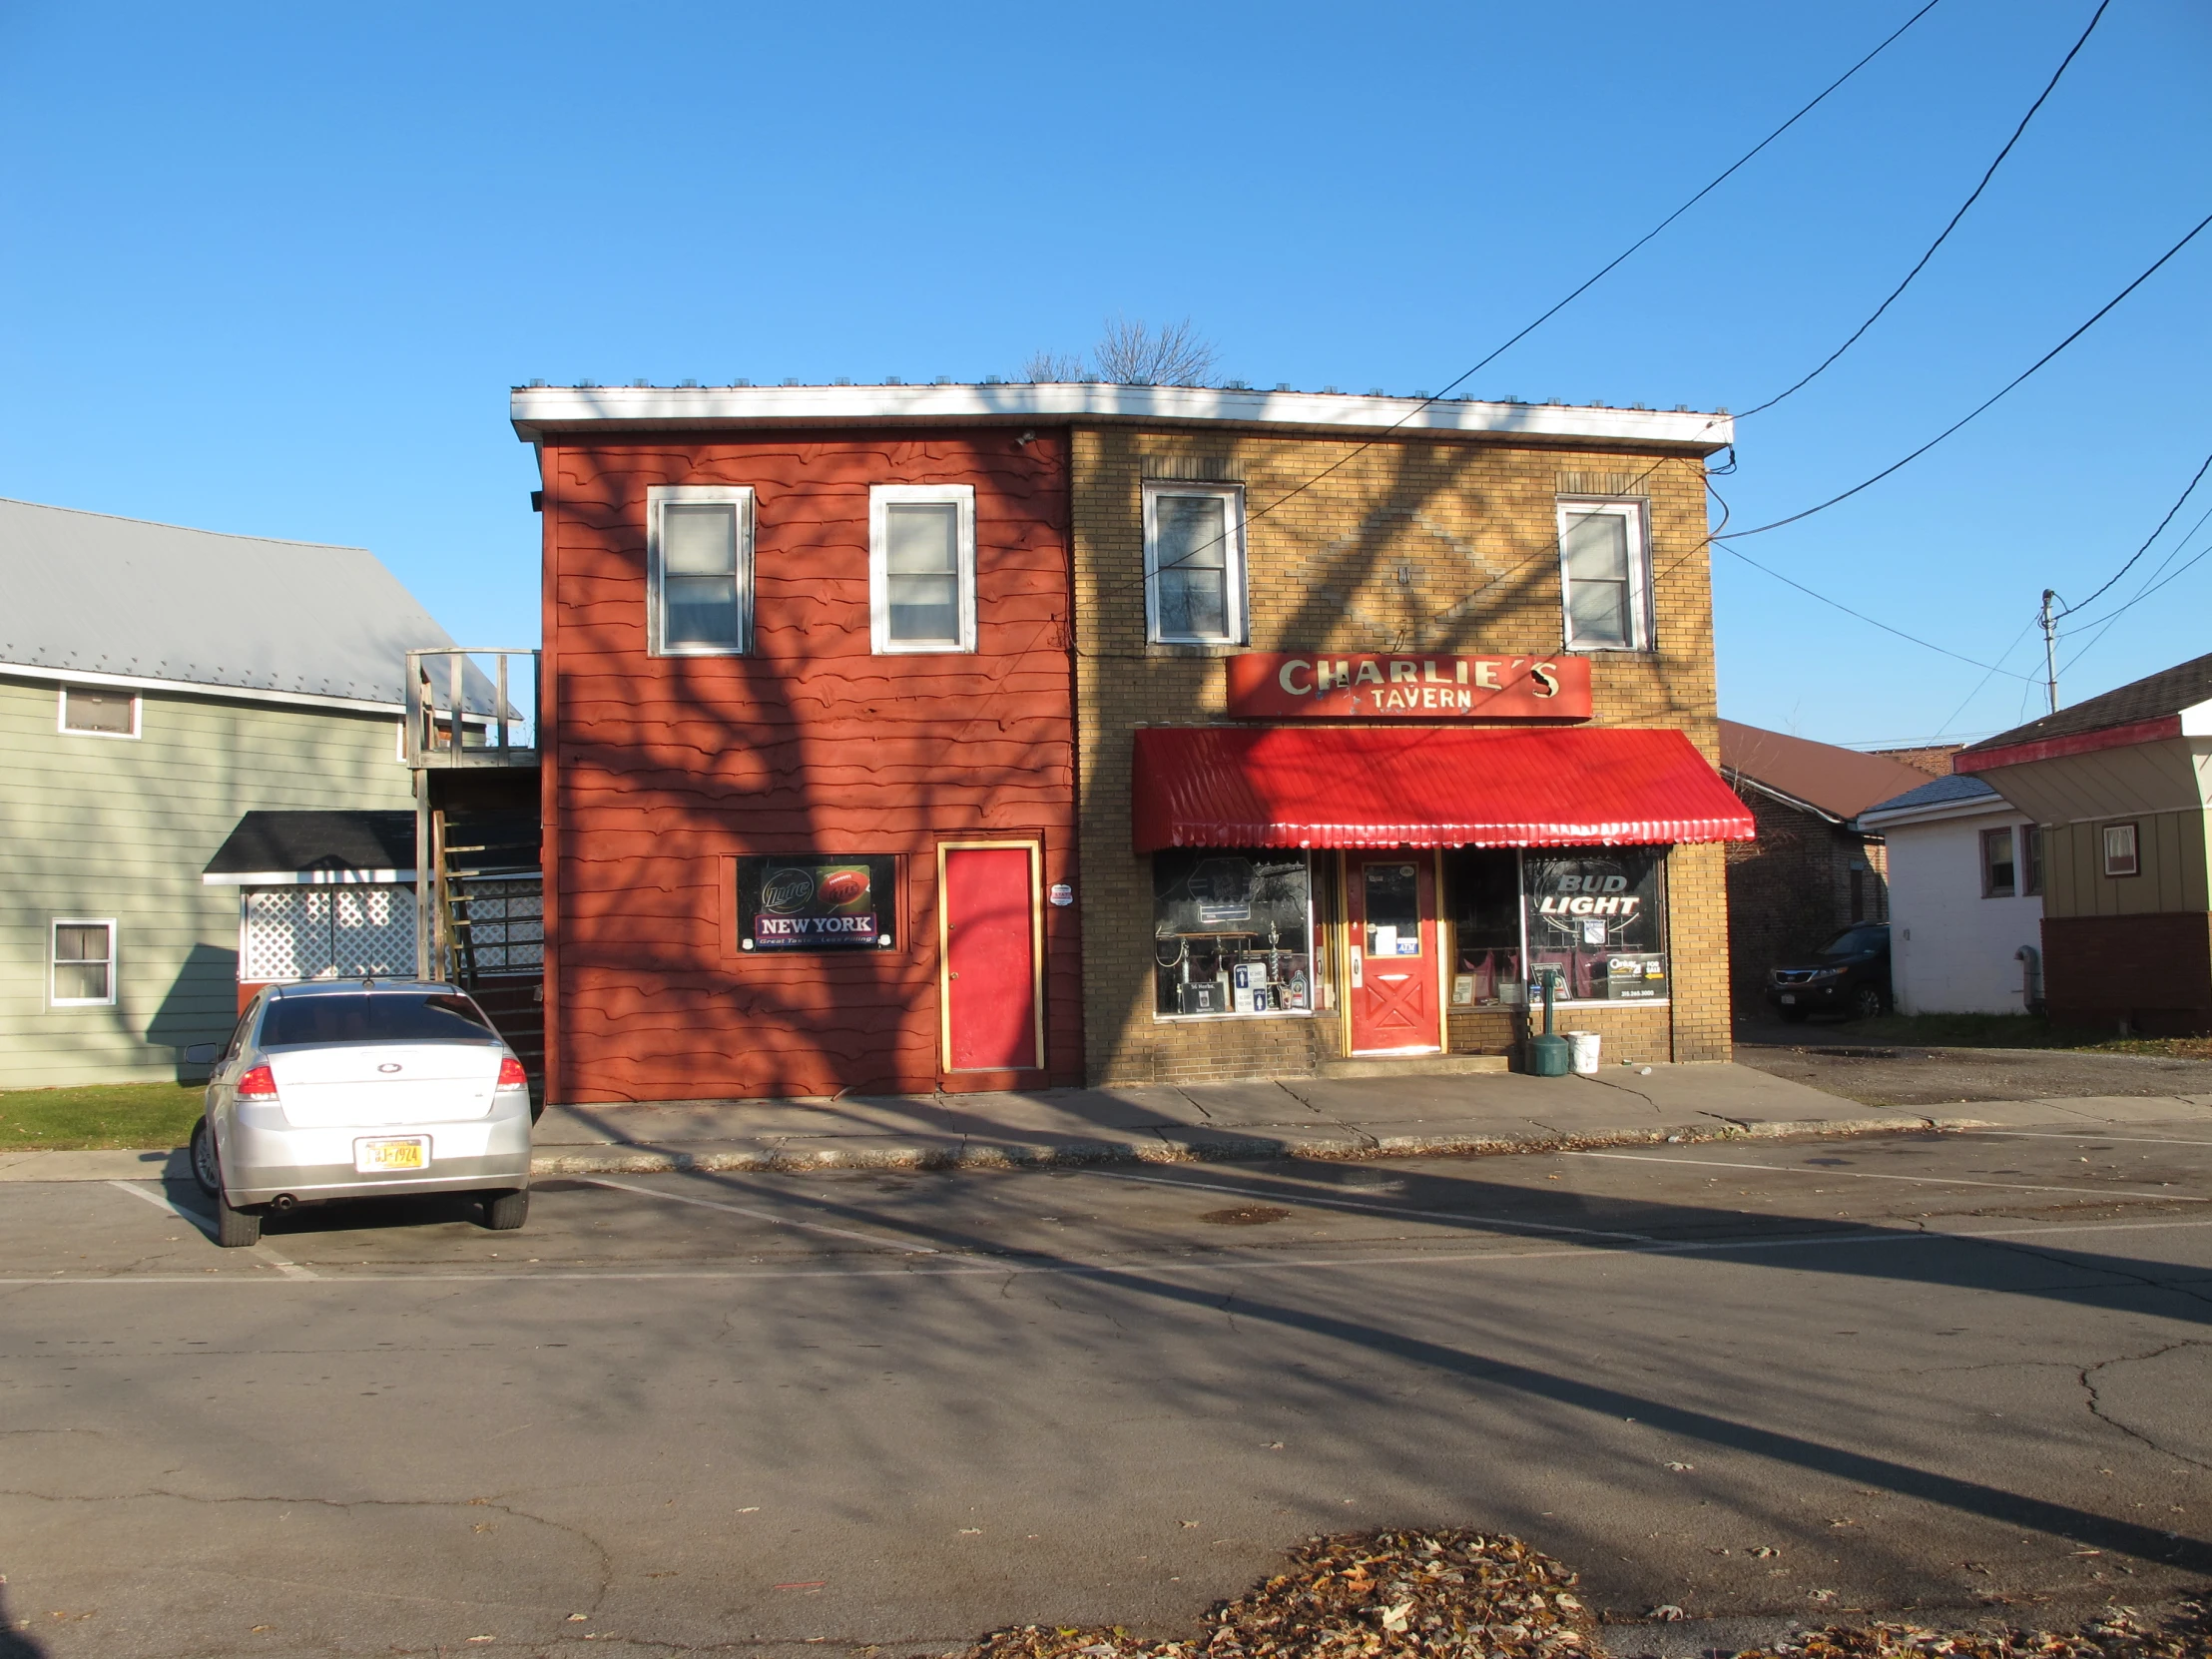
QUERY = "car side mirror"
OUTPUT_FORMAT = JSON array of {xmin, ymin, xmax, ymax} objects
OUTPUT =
[{"xmin": 183, "ymin": 1043, "xmax": 220, "ymax": 1065}]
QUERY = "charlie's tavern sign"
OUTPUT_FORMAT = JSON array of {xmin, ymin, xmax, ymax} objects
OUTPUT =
[{"xmin": 1226, "ymin": 653, "xmax": 1592, "ymax": 721}]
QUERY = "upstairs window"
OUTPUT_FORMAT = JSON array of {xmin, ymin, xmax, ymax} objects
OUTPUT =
[
  {"xmin": 647, "ymin": 485, "xmax": 754, "ymax": 656},
  {"xmin": 59, "ymin": 686, "xmax": 139, "ymax": 737},
  {"xmin": 1981, "ymin": 827, "xmax": 2016, "ymax": 897},
  {"xmin": 870, "ymin": 485, "xmax": 976, "ymax": 653},
  {"xmin": 2102, "ymin": 823, "xmax": 2139, "ymax": 877},
  {"xmin": 1144, "ymin": 483, "xmax": 1246, "ymax": 645},
  {"xmin": 1557, "ymin": 499, "xmax": 1651, "ymax": 651},
  {"xmin": 52, "ymin": 919, "xmax": 116, "ymax": 1006}
]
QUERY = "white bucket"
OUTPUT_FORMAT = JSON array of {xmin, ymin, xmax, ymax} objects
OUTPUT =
[{"xmin": 1566, "ymin": 1031, "xmax": 1601, "ymax": 1074}]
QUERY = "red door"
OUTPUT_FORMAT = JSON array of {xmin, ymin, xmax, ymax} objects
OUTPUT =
[
  {"xmin": 942, "ymin": 844, "xmax": 1039, "ymax": 1071},
  {"xmin": 1348, "ymin": 855, "xmax": 1440, "ymax": 1055}
]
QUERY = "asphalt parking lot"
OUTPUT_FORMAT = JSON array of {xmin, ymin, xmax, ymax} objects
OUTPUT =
[{"xmin": 3, "ymin": 1125, "xmax": 2208, "ymax": 1659}]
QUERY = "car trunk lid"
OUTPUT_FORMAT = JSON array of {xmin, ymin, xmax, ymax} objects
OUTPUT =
[{"xmin": 267, "ymin": 1043, "xmax": 503, "ymax": 1127}]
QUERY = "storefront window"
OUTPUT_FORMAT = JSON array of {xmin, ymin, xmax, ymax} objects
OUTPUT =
[
  {"xmin": 1445, "ymin": 848, "xmax": 1522, "ymax": 1006},
  {"xmin": 1523, "ymin": 847, "xmax": 1668, "ymax": 1003},
  {"xmin": 1153, "ymin": 850, "xmax": 1313, "ymax": 1017}
]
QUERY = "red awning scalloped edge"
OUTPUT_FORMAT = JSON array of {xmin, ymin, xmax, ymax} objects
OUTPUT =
[{"xmin": 1132, "ymin": 725, "xmax": 1756, "ymax": 851}]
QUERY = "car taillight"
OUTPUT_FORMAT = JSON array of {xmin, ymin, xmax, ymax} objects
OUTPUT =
[
  {"xmin": 237, "ymin": 1064, "xmax": 277, "ymax": 1100},
  {"xmin": 497, "ymin": 1056, "xmax": 528, "ymax": 1089}
]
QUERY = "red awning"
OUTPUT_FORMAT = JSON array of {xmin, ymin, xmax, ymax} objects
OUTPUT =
[{"xmin": 1132, "ymin": 726, "xmax": 1755, "ymax": 850}]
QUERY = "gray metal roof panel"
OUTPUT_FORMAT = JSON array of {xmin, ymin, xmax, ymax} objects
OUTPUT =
[
  {"xmin": 0, "ymin": 496, "xmax": 461, "ymax": 704},
  {"xmin": 1861, "ymin": 773, "xmax": 2000, "ymax": 817}
]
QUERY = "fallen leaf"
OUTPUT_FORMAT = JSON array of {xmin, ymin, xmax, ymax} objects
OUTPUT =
[
  {"xmin": 1749, "ymin": 1544, "xmax": 1780, "ymax": 1558},
  {"xmin": 1664, "ymin": 1460, "xmax": 1695, "ymax": 1472},
  {"xmin": 567, "ymin": 1613, "xmax": 589, "ymax": 1621},
  {"xmin": 1380, "ymin": 1600, "xmax": 1414, "ymax": 1632},
  {"xmin": 1649, "ymin": 1604, "xmax": 1687, "ymax": 1621}
]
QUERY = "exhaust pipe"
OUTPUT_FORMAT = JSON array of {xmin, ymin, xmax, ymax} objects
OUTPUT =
[{"xmin": 270, "ymin": 1194, "xmax": 298, "ymax": 1213}]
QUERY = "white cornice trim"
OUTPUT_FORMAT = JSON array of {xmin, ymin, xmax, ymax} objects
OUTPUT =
[
  {"xmin": 1, "ymin": 661, "xmax": 403, "ymax": 717},
  {"xmin": 511, "ymin": 383, "xmax": 1735, "ymax": 452},
  {"xmin": 1856, "ymin": 796, "xmax": 2015, "ymax": 830}
]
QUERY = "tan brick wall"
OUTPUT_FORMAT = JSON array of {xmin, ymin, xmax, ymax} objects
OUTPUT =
[{"xmin": 1069, "ymin": 425, "xmax": 1732, "ymax": 1083}]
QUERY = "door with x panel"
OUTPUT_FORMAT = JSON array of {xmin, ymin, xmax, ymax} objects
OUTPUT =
[{"xmin": 1347, "ymin": 855, "xmax": 1441, "ymax": 1055}]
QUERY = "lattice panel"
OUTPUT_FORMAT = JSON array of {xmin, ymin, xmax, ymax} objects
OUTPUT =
[
  {"xmin": 243, "ymin": 885, "xmax": 417, "ymax": 981},
  {"xmin": 242, "ymin": 888, "xmax": 331, "ymax": 982},
  {"xmin": 460, "ymin": 877, "xmax": 544, "ymax": 973},
  {"xmin": 333, "ymin": 886, "xmax": 417, "ymax": 978}
]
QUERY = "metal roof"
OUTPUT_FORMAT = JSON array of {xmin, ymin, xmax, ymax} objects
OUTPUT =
[
  {"xmin": 511, "ymin": 382, "xmax": 1734, "ymax": 452},
  {"xmin": 1856, "ymin": 773, "xmax": 2002, "ymax": 828},
  {"xmin": 0, "ymin": 496, "xmax": 462, "ymax": 706},
  {"xmin": 1717, "ymin": 720, "xmax": 1935, "ymax": 824}
]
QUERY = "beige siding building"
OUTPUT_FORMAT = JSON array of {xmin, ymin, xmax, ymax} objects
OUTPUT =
[{"xmin": 0, "ymin": 499, "xmax": 461, "ymax": 1087}]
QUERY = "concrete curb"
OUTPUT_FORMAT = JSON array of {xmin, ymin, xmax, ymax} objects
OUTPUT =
[{"xmin": 525, "ymin": 1112, "xmax": 1961, "ymax": 1177}]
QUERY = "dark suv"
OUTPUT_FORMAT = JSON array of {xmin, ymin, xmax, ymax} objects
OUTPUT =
[{"xmin": 1765, "ymin": 923, "xmax": 1892, "ymax": 1022}]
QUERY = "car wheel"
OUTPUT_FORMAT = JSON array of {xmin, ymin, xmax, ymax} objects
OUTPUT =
[
  {"xmin": 1850, "ymin": 984, "xmax": 1887, "ymax": 1020},
  {"xmin": 483, "ymin": 1189, "xmax": 529, "ymax": 1231},
  {"xmin": 1777, "ymin": 1006, "xmax": 1811, "ymax": 1024},
  {"xmin": 216, "ymin": 1191, "xmax": 263, "ymax": 1249},
  {"xmin": 189, "ymin": 1118, "xmax": 221, "ymax": 1199}
]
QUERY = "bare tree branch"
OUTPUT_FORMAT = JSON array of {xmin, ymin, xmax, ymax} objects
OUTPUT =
[
  {"xmin": 1092, "ymin": 315, "xmax": 1219, "ymax": 386},
  {"xmin": 1020, "ymin": 349, "xmax": 1089, "ymax": 382}
]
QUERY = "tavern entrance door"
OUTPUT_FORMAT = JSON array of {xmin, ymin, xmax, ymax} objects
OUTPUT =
[
  {"xmin": 1346, "ymin": 855, "xmax": 1442, "ymax": 1055},
  {"xmin": 939, "ymin": 841, "xmax": 1042, "ymax": 1072}
]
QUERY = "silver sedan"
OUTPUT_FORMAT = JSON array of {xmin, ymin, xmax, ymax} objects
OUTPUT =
[{"xmin": 187, "ymin": 979, "xmax": 534, "ymax": 1248}]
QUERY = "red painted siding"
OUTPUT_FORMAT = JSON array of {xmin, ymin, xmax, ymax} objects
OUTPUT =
[{"xmin": 541, "ymin": 432, "xmax": 1082, "ymax": 1103}]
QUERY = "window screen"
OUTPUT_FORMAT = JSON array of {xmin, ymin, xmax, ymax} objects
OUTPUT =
[
  {"xmin": 62, "ymin": 688, "xmax": 135, "ymax": 734},
  {"xmin": 1153, "ymin": 494, "xmax": 1231, "ymax": 640},
  {"xmin": 52, "ymin": 921, "xmax": 115, "ymax": 1003},
  {"xmin": 1557, "ymin": 501, "xmax": 1648, "ymax": 651},
  {"xmin": 649, "ymin": 487, "xmax": 753, "ymax": 656},
  {"xmin": 661, "ymin": 503, "xmax": 744, "ymax": 648},
  {"xmin": 1981, "ymin": 827, "xmax": 2016, "ymax": 897},
  {"xmin": 883, "ymin": 502, "xmax": 961, "ymax": 643}
]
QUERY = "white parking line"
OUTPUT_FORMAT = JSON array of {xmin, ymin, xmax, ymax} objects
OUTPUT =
[
  {"xmin": 105, "ymin": 1181, "xmax": 318, "ymax": 1278},
  {"xmin": 1566, "ymin": 1150, "xmax": 2210, "ymax": 1202},
  {"xmin": 578, "ymin": 1176, "xmax": 940, "ymax": 1254},
  {"xmin": 16, "ymin": 1210, "xmax": 2212, "ymax": 1289},
  {"xmin": 1080, "ymin": 1166, "xmax": 1659, "ymax": 1243}
]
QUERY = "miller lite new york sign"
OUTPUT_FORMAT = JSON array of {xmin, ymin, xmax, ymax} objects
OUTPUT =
[{"xmin": 1225, "ymin": 653, "xmax": 1592, "ymax": 721}]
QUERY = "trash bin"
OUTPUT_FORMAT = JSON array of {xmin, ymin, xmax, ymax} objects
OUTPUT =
[
  {"xmin": 1527, "ymin": 1034, "xmax": 1572, "ymax": 1076},
  {"xmin": 1566, "ymin": 1031, "xmax": 1601, "ymax": 1074}
]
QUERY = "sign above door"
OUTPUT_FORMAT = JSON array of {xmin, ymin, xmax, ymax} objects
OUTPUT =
[{"xmin": 1226, "ymin": 654, "xmax": 1591, "ymax": 721}]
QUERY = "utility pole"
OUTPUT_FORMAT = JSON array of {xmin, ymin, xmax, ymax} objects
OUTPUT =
[{"xmin": 2039, "ymin": 589, "xmax": 2059, "ymax": 715}]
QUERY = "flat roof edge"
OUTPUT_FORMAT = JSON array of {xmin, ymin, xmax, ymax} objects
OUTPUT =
[{"xmin": 509, "ymin": 384, "xmax": 1734, "ymax": 453}]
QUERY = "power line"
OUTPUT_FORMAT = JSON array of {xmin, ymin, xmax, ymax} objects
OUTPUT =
[
  {"xmin": 2053, "ymin": 444, "xmax": 2212, "ymax": 617},
  {"xmin": 1740, "ymin": 0, "xmax": 2109, "ymax": 419},
  {"xmin": 1717, "ymin": 210, "xmax": 2212, "ymax": 542},
  {"xmin": 1713, "ymin": 539, "xmax": 2033, "ymax": 679},
  {"xmin": 1093, "ymin": 0, "xmax": 1945, "ymax": 609},
  {"xmin": 1936, "ymin": 613, "xmax": 2043, "ymax": 734}
]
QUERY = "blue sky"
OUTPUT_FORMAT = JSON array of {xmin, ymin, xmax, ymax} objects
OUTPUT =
[{"xmin": 2, "ymin": 1, "xmax": 2206, "ymax": 749}]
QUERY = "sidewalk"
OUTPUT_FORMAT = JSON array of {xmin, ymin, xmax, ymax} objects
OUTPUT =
[{"xmin": 9, "ymin": 1064, "xmax": 2210, "ymax": 1184}]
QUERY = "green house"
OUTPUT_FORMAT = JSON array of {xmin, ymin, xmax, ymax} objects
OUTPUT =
[{"xmin": 0, "ymin": 497, "xmax": 464, "ymax": 1087}]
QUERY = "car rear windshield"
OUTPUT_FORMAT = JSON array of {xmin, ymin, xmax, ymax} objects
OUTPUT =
[
  {"xmin": 261, "ymin": 993, "xmax": 496, "ymax": 1048},
  {"xmin": 1820, "ymin": 926, "xmax": 1887, "ymax": 956}
]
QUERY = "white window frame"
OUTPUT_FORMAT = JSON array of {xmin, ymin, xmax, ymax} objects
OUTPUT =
[
  {"xmin": 56, "ymin": 684, "xmax": 141, "ymax": 739},
  {"xmin": 869, "ymin": 484, "xmax": 977, "ymax": 655},
  {"xmin": 2102, "ymin": 822, "xmax": 2140, "ymax": 878},
  {"xmin": 1142, "ymin": 482, "xmax": 1247, "ymax": 646},
  {"xmin": 1556, "ymin": 497, "xmax": 1653, "ymax": 653},
  {"xmin": 646, "ymin": 484, "xmax": 755, "ymax": 658},
  {"xmin": 50, "ymin": 918, "xmax": 118, "ymax": 1007}
]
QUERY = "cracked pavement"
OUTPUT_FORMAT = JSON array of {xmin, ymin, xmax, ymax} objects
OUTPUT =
[{"xmin": 1, "ymin": 1123, "xmax": 2208, "ymax": 1658}]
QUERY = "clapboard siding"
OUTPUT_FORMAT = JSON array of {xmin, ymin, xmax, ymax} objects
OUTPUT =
[
  {"xmin": 544, "ymin": 431, "xmax": 1082, "ymax": 1103},
  {"xmin": 0, "ymin": 672, "xmax": 416, "ymax": 1086}
]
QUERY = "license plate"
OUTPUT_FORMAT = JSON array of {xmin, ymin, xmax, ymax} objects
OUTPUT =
[
  {"xmin": 1779, "ymin": 993, "xmax": 1797, "ymax": 1005},
  {"xmin": 354, "ymin": 1136, "xmax": 429, "ymax": 1173}
]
